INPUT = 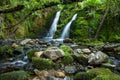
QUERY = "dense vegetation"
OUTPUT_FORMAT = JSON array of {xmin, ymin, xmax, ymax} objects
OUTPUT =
[{"xmin": 0, "ymin": 0, "xmax": 120, "ymax": 42}]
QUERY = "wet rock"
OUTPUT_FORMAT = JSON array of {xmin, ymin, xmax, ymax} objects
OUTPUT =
[
  {"xmin": 102, "ymin": 63, "xmax": 116, "ymax": 69},
  {"xmin": 88, "ymin": 51, "xmax": 109, "ymax": 65},
  {"xmin": 82, "ymin": 48, "xmax": 91, "ymax": 54},
  {"xmin": 34, "ymin": 51, "xmax": 43, "ymax": 57},
  {"xmin": 64, "ymin": 65, "xmax": 77, "ymax": 74},
  {"xmin": 20, "ymin": 39, "xmax": 31, "ymax": 45},
  {"xmin": 43, "ymin": 47, "xmax": 64, "ymax": 60},
  {"xmin": 63, "ymin": 38, "xmax": 73, "ymax": 43},
  {"xmin": 70, "ymin": 44, "xmax": 79, "ymax": 49},
  {"xmin": 74, "ymin": 49, "xmax": 82, "ymax": 54}
]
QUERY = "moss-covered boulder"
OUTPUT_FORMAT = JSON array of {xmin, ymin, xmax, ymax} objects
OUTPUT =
[
  {"xmin": 75, "ymin": 53, "xmax": 88, "ymax": 65},
  {"xmin": 0, "ymin": 45, "xmax": 14, "ymax": 58},
  {"xmin": 61, "ymin": 55, "xmax": 74, "ymax": 65},
  {"xmin": 32, "ymin": 57, "xmax": 54, "ymax": 70},
  {"xmin": 27, "ymin": 50, "xmax": 39, "ymax": 60},
  {"xmin": 0, "ymin": 70, "xmax": 29, "ymax": 80},
  {"xmin": 60, "ymin": 45, "xmax": 73, "ymax": 55},
  {"xmin": 74, "ymin": 68, "xmax": 120, "ymax": 80}
]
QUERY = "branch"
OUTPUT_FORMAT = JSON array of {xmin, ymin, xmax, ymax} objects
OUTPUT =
[
  {"xmin": 94, "ymin": 8, "xmax": 109, "ymax": 39},
  {"xmin": 0, "ymin": 5, "xmax": 24, "ymax": 13},
  {"xmin": 12, "ymin": 2, "xmax": 59, "ymax": 33}
]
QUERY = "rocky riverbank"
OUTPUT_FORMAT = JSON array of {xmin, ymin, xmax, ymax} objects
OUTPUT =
[{"xmin": 0, "ymin": 38, "xmax": 120, "ymax": 80}]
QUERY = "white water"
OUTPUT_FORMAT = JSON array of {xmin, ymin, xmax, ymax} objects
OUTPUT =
[
  {"xmin": 46, "ymin": 11, "xmax": 61, "ymax": 38},
  {"xmin": 60, "ymin": 14, "xmax": 77, "ymax": 39}
]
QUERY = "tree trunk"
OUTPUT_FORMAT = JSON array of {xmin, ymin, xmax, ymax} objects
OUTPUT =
[{"xmin": 94, "ymin": 8, "xmax": 109, "ymax": 39}]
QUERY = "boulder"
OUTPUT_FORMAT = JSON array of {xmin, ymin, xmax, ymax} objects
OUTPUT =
[
  {"xmin": 55, "ymin": 71, "xmax": 65, "ymax": 78},
  {"xmin": 82, "ymin": 48, "xmax": 91, "ymax": 54},
  {"xmin": 34, "ymin": 51, "xmax": 43, "ymax": 57},
  {"xmin": 20, "ymin": 39, "xmax": 31, "ymax": 45},
  {"xmin": 64, "ymin": 65, "xmax": 77, "ymax": 74},
  {"xmin": 63, "ymin": 38, "xmax": 73, "ymax": 43},
  {"xmin": 74, "ymin": 49, "xmax": 82, "ymax": 54},
  {"xmin": 34, "ymin": 69, "xmax": 49, "ymax": 80},
  {"xmin": 12, "ymin": 43, "xmax": 19, "ymax": 48},
  {"xmin": 88, "ymin": 51, "xmax": 109, "ymax": 65},
  {"xmin": 43, "ymin": 47, "xmax": 64, "ymax": 60}
]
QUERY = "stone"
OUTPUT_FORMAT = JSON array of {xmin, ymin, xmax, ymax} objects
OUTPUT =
[
  {"xmin": 102, "ymin": 63, "xmax": 116, "ymax": 69},
  {"xmin": 64, "ymin": 65, "xmax": 77, "ymax": 74},
  {"xmin": 20, "ymin": 39, "xmax": 31, "ymax": 45},
  {"xmin": 74, "ymin": 49, "xmax": 82, "ymax": 54},
  {"xmin": 82, "ymin": 48, "xmax": 91, "ymax": 54},
  {"xmin": 55, "ymin": 71, "xmax": 65, "ymax": 78},
  {"xmin": 34, "ymin": 69, "xmax": 49, "ymax": 79},
  {"xmin": 70, "ymin": 44, "xmax": 78, "ymax": 49},
  {"xmin": 63, "ymin": 38, "xmax": 73, "ymax": 43},
  {"xmin": 34, "ymin": 51, "xmax": 43, "ymax": 57},
  {"xmin": 32, "ymin": 77, "xmax": 40, "ymax": 80},
  {"xmin": 43, "ymin": 47, "xmax": 64, "ymax": 60},
  {"xmin": 88, "ymin": 51, "xmax": 109, "ymax": 65},
  {"xmin": 12, "ymin": 43, "xmax": 19, "ymax": 48}
]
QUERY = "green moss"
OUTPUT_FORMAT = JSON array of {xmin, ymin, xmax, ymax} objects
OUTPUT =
[
  {"xmin": 74, "ymin": 68, "xmax": 120, "ymax": 80},
  {"xmin": 60, "ymin": 45, "xmax": 73, "ymax": 55},
  {"xmin": 61, "ymin": 55, "xmax": 74, "ymax": 65},
  {"xmin": 0, "ymin": 45, "xmax": 14, "ymax": 57},
  {"xmin": 27, "ymin": 50, "xmax": 39, "ymax": 60},
  {"xmin": 74, "ymin": 72, "xmax": 95, "ymax": 80},
  {"xmin": 0, "ymin": 70, "xmax": 29, "ymax": 80},
  {"xmin": 75, "ymin": 54, "xmax": 88, "ymax": 65},
  {"xmin": 32, "ymin": 57, "xmax": 54, "ymax": 70}
]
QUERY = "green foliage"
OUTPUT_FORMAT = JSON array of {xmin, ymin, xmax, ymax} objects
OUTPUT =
[
  {"xmin": 60, "ymin": 45, "xmax": 73, "ymax": 55},
  {"xmin": 0, "ymin": 70, "xmax": 29, "ymax": 80},
  {"xmin": 27, "ymin": 49, "xmax": 39, "ymax": 60},
  {"xmin": 74, "ymin": 68, "xmax": 120, "ymax": 80},
  {"xmin": 32, "ymin": 57, "xmax": 54, "ymax": 70},
  {"xmin": 61, "ymin": 55, "xmax": 74, "ymax": 65}
]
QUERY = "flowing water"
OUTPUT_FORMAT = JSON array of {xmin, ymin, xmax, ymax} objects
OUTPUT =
[
  {"xmin": 46, "ymin": 11, "xmax": 61, "ymax": 39},
  {"xmin": 60, "ymin": 14, "xmax": 77, "ymax": 39}
]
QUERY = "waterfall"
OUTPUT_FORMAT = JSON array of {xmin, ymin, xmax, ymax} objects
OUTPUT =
[
  {"xmin": 46, "ymin": 11, "xmax": 61, "ymax": 38},
  {"xmin": 60, "ymin": 14, "xmax": 77, "ymax": 39}
]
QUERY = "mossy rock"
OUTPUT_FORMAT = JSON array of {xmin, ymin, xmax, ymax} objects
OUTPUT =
[
  {"xmin": 60, "ymin": 45, "xmax": 73, "ymax": 55},
  {"xmin": 27, "ymin": 50, "xmax": 39, "ymax": 60},
  {"xmin": 75, "ymin": 53, "xmax": 88, "ymax": 65},
  {"xmin": 32, "ymin": 57, "xmax": 54, "ymax": 70},
  {"xmin": 61, "ymin": 55, "xmax": 74, "ymax": 65},
  {"xmin": 74, "ymin": 72, "xmax": 95, "ymax": 80},
  {"xmin": 74, "ymin": 68, "xmax": 120, "ymax": 80},
  {"xmin": 0, "ymin": 45, "xmax": 14, "ymax": 58},
  {"xmin": 0, "ymin": 70, "xmax": 29, "ymax": 80}
]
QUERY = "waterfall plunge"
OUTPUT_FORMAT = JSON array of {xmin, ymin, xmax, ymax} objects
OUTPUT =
[
  {"xmin": 46, "ymin": 11, "xmax": 61, "ymax": 38},
  {"xmin": 60, "ymin": 14, "xmax": 77, "ymax": 39}
]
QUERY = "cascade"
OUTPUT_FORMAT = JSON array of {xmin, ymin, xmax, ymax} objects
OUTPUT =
[
  {"xmin": 60, "ymin": 14, "xmax": 77, "ymax": 39},
  {"xmin": 46, "ymin": 11, "xmax": 61, "ymax": 38}
]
